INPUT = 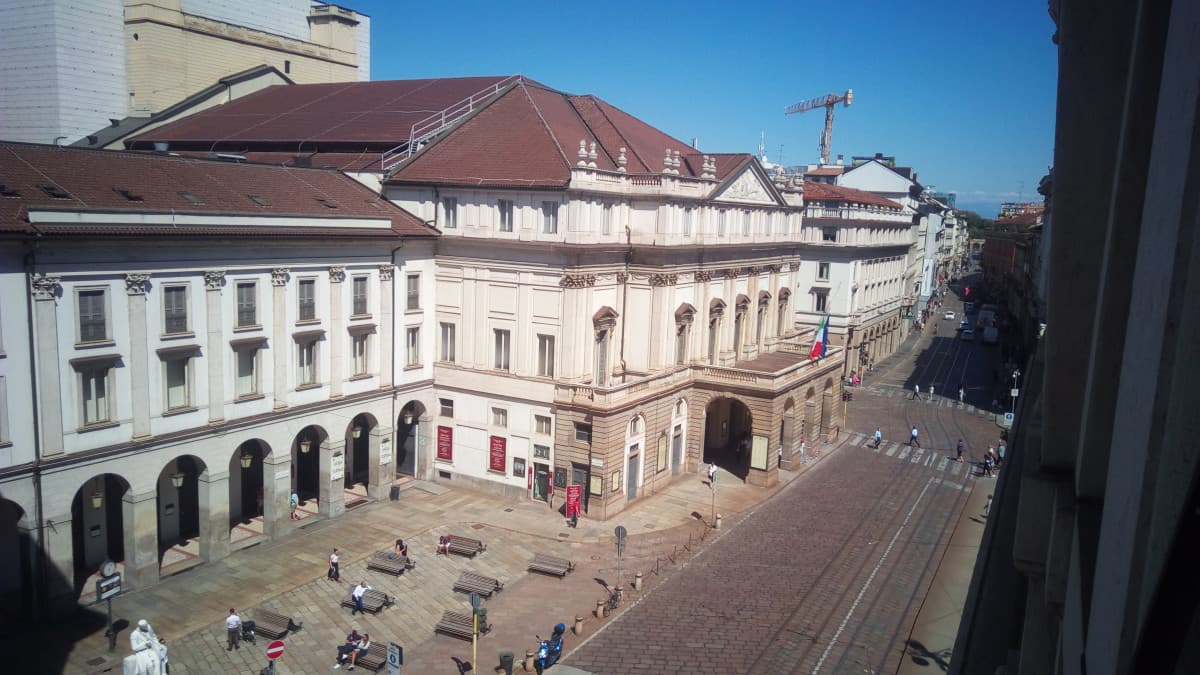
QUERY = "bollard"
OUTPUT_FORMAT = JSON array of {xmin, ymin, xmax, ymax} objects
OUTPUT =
[
  {"xmin": 574, "ymin": 615, "xmax": 584, "ymax": 635},
  {"xmin": 633, "ymin": 572, "xmax": 643, "ymax": 591},
  {"xmin": 596, "ymin": 599, "xmax": 606, "ymax": 619},
  {"xmin": 524, "ymin": 650, "xmax": 535, "ymax": 672},
  {"xmin": 715, "ymin": 513, "xmax": 723, "ymax": 530}
]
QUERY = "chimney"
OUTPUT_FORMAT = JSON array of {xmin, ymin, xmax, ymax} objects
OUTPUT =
[
  {"xmin": 836, "ymin": 154, "xmax": 844, "ymax": 166},
  {"xmin": 691, "ymin": 138, "xmax": 698, "ymax": 149}
]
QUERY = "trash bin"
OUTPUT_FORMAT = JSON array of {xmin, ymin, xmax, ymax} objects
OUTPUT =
[
  {"xmin": 498, "ymin": 651, "xmax": 515, "ymax": 674},
  {"xmin": 389, "ymin": 485, "xmax": 401, "ymax": 501}
]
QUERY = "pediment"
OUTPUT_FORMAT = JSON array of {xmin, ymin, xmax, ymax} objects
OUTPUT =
[{"xmin": 711, "ymin": 166, "xmax": 779, "ymax": 205}]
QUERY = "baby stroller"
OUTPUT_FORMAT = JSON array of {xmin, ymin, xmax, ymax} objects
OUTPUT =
[{"xmin": 241, "ymin": 619, "xmax": 257, "ymax": 645}]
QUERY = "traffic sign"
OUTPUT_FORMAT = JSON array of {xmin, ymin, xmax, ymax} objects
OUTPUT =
[
  {"xmin": 387, "ymin": 642, "xmax": 403, "ymax": 675},
  {"xmin": 266, "ymin": 640, "xmax": 285, "ymax": 660},
  {"xmin": 468, "ymin": 591, "xmax": 481, "ymax": 609},
  {"xmin": 1010, "ymin": 388, "xmax": 1020, "ymax": 398},
  {"xmin": 614, "ymin": 525, "xmax": 627, "ymax": 558}
]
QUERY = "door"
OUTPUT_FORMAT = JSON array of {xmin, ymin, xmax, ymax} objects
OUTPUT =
[
  {"xmin": 533, "ymin": 463, "xmax": 549, "ymax": 502},
  {"xmin": 396, "ymin": 424, "xmax": 417, "ymax": 476},
  {"xmin": 571, "ymin": 463, "xmax": 590, "ymax": 513},
  {"xmin": 671, "ymin": 426, "xmax": 683, "ymax": 476},
  {"xmin": 626, "ymin": 451, "xmax": 639, "ymax": 501}
]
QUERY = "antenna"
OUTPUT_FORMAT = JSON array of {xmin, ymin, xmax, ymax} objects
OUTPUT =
[{"xmin": 784, "ymin": 89, "xmax": 853, "ymax": 165}]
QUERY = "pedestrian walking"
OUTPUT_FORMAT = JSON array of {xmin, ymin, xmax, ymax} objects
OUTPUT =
[
  {"xmin": 350, "ymin": 581, "xmax": 371, "ymax": 616},
  {"xmin": 998, "ymin": 441, "xmax": 1007, "ymax": 467},
  {"xmin": 225, "ymin": 608, "xmax": 241, "ymax": 651},
  {"xmin": 873, "ymin": 427, "xmax": 882, "ymax": 449},
  {"xmin": 290, "ymin": 491, "xmax": 300, "ymax": 520},
  {"xmin": 956, "ymin": 439, "xmax": 965, "ymax": 462},
  {"xmin": 910, "ymin": 426, "xmax": 920, "ymax": 448},
  {"xmin": 707, "ymin": 462, "xmax": 717, "ymax": 488},
  {"xmin": 983, "ymin": 452, "xmax": 995, "ymax": 478},
  {"xmin": 959, "ymin": 386, "xmax": 965, "ymax": 404},
  {"xmin": 328, "ymin": 548, "xmax": 340, "ymax": 581},
  {"xmin": 912, "ymin": 384, "xmax": 921, "ymax": 400},
  {"xmin": 929, "ymin": 385, "xmax": 936, "ymax": 402}
]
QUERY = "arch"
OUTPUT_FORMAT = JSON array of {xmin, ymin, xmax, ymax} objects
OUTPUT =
[
  {"xmin": 396, "ymin": 400, "xmax": 427, "ymax": 477},
  {"xmin": 703, "ymin": 396, "xmax": 754, "ymax": 480},
  {"xmin": 0, "ymin": 498, "xmax": 32, "ymax": 627},
  {"xmin": 345, "ymin": 412, "xmax": 381, "ymax": 501},
  {"xmin": 292, "ymin": 425, "xmax": 329, "ymax": 520},
  {"xmin": 229, "ymin": 439, "xmax": 272, "ymax": 548},
  {"xmin": 669, "ymin": 398, "xmax": 689, "ymax": 477},
  {"xmin": 156, "ymin": 455, "xmax": 208, "ymax": 572},
  {"xmin": 673, "ymin": 397, "xmax": 688, "ymax": 419},
  {"xmin": 71, "ymin": 473, "xmax": 133, "ymax": 596},
  {"xmin": 623, "ymin": 411, "xmax": 647, "ymax": 503},
  {"xmin": 627, "ymin": 414, "xmax": 644, "ymax": 439}
]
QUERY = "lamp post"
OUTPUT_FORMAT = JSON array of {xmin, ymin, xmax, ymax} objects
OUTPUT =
[
  {"xmin": 403, "ymin": 408, "xmax": 414, "ymax": 425},
  {"xmin": 1011, "ymin": 368, "xmax": 1022, "ymax": 416},
  {"xmin": 170, "ymin": 472, "xmax": 185, "ymax": 489},
  {"xmin": 239, "ymin": 453, "xmax": 253, "ymax": 470},
  {"xmin": 299, "ymin": 438, "xmax": 312, "ymax": 454},
  {"xmin": 91, "ymin": 491, "xmax": 103, "ymax": 510}
]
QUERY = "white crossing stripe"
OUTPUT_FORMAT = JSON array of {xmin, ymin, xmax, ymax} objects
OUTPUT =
[
  {"xmin": 898, "ymin": 447, "xmax": 911, "ymax": 461},
  {"xmin": 926, "ymin": 452, "xmax": 936, "ymax": 467},
  {"xmin": 937, "ymin": 457, "xmax": 949, "ymax": 472},
  {"xmin": 851, "ymin": 433, "xmax": 865, "ymax": 446},
  {"xmin": 950, "ymin": 462, "xmax": 962, "ymax": 476},
  {"xmin": 910, "ymin": 448, "xmax": 924, "ymax": 463},
  {"xmin": 886, "ymin": 442, "xmax": 899, "ymax": 457}
]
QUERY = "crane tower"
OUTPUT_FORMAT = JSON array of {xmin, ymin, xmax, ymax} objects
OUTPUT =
[{"xmin": 784, "ymin": 89, "xmax": 853, "ymax": 166}]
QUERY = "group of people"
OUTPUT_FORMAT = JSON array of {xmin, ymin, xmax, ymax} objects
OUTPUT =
[{"xmin": 333, "ymin": 629, "xmax": 371, "ymax": 670}]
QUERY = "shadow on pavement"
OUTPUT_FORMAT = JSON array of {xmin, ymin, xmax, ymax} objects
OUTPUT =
[{"xmin": 905, "ymin": 638, "xmax": 953, "ymax": 671}]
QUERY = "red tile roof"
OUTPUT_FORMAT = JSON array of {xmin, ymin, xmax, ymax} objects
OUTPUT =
[
  {"xmin": 805, "ymin": 167, "xmax": 845, "ymax": 176},
  {"xmin": 802, "ymin": 181, "xmax": 904, "ymax": 210},
  {"xmin": 0, "ymin": 142, "xmax": 434, "ymax": 237},
  {"xmin": 997, "ymin": 212, "xmax": 1042, "ymax": 227}
]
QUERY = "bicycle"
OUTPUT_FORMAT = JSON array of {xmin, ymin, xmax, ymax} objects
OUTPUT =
[{"xmin": 605, "ymin": 587, "xmax": 623, "ymax": 613}]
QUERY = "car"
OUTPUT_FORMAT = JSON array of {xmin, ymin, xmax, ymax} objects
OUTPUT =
[
  {"xmin": 959, "ymin": 319, "xmax": 970, "ymax": 331},
  {"xmin": 943, "ymin": 310, "xmax": 956, "ymax": 320},
  {"xmin": 960, "ymin": 329, "xmax": 976, "ymax": 342}
]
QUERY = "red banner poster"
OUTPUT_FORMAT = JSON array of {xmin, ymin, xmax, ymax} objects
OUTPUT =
[
  {"xmin": 488, "ymin": 435, "xmax": 507, "ymax": 473},
  {"xmin": 566, "ymin": 484, "xmax": 582, "ymax": 519},
  {"xmin": 436, "ymin": 426, "xmax": 453, "ymax": 461}
]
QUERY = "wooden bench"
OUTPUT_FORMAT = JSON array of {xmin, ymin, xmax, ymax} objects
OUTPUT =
[
  {"xmin": 444, "ymin": 535, "xmax": 486, "ymax": 557},
  {"xmin": 527, "ymin": 553, "xmax": 575, "ymax": 578},
  {"xmin": 352, "ymin": 642, "xmax": 389, "ymax": 672},
  {"xmin": 366, "ymin": 551, "xmax": 415, "ymax": 576},
  {"xmin": 453, "ymin": 571, "xmax": 503, "ymax": 597},
  {"xmin": 435, "ymin": 610, "xmax": 489, "ymax": 641},
  {"xmin": 253, "ymin": 609, "xmax": 301, "ymax": 639},
  {"xmin": 340, "ymin": 588, "xmax": 394, "ymax": 614}
]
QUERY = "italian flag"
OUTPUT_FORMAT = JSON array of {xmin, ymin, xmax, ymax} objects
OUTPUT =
[{"xmin": 809, "ymin": 315, "xmax": 829, "ymax": 361}]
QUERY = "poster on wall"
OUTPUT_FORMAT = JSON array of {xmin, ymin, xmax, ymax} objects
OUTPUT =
[
  {"xmin": 380, "ymin": 441, "xmax": 392, "ymax": 466},
  {"xmin": 436, "ymin": 426, "xmax": 453, "ymax": 461},
  {"xmin": 488, "ymin": 436, "xmax": 507, "ymax": 473},
  {"xmin": 750, "ymin": 434, "xmax": 769, "ymax": 470},
  {"xmin": 331, "ymin": 452, "xmax": 345, "ymax": 481}
]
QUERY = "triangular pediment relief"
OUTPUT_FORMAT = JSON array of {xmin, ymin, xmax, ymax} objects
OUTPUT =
[{"xmin": 711, "ymin": 166, "xmax": 780, "ymax": 205}]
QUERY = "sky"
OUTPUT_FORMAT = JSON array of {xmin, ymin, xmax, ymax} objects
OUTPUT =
[{"xmin": 350, "ymin": 0, "xmax": 1057, "ymax": 218}]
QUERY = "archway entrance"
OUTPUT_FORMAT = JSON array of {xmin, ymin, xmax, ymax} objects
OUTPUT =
[
  {"xmin": 0, "ymin": 499, "xmax": 33, "ymax": 627},
  {"xmin": 396, "ymin": 401, "xmax": 426, "ymax": 477},
  {"xmin": 157, "ymin": 455, "xmax": 206, "ymax": 576},
  {"xmin": 344, "ymin": 414, "xmax": 378, "ymax": 507},
  {"xmin": 292, "ymin": 425, "xmax": 326, "ymax": 521},
  {"xmin": 229, "ymin": 439, "xmax": 270, "ymax": 549},
  {"xmin": 71, "ymin": 474, "xmax": 131, "ymax": 601},
  {"xmin": 703, "ymin": 397, "xmax": 753, "ymax": 479}
]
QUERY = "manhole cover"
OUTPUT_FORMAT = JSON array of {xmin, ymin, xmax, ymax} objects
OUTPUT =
[
  {"xmin": 590, "ymin": 555, "xmax": 601, "ymax": 561},
  {"xmin": 557, "ymin": 533, "xmax": 570, "ymax": 539},
  {"xmin": 471, "ymin": 523, "xmax": 485, "ymax": 530}
]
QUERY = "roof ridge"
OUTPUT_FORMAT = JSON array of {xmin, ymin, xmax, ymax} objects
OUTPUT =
[
  {"xmin": 295, "ymin": 77, "xmax": 464, "ymax": 150},
  {"xmin": 2, "ymin": 145, "xmax": 88, "ymax": 208},
  {"xmin": 580, "ymin": 94, "xmax": 651, "ymax": 173},
  {"xmin": 518, "ymin": 82, "xmax": 573, "ymax": 175}
]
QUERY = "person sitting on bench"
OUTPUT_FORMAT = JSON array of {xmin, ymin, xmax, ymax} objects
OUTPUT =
[
  {"xmin": 437, "ymin": 534, "xmax": 451, "ymax": 555},
  {"xmin": 346, "ymin": 633, "xmax": 370, "ymax": 671},
  {"xmin": 334, "ymin": 629, "xmax": 361, "ymax": 669},
  {"xmin": 390, "ymin": 538, "xmax": 407, "ymax": 559}
]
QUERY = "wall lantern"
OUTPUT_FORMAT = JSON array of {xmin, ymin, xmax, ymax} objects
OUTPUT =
[
  {"xmin": 403, "ymin": 409, "xmax": 414, "ymax": 425},
  {"xmin": 352, "ymin": 426, "xmax": 363, "ymax": 439},
  {"xmin": 299, "ymin": 438, "xmax": 312, "ymax": 454},
  {"xmin": 170, "ymin": 472, "xmax": 185, "ymax": 488},
  {"xmin": 91, "ymin": 491, "xmax": 104, "ymax": 510},
  {"xmin": 239, "ymin": 453, "xmax": 253, "ymax": 470}
]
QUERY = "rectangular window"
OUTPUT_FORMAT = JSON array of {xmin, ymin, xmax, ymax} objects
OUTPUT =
[
  {"xmin": 535, "ymin": 415, "xmax": 552, "ymax": 435},
  {"xmin": 533, "ymin": 444, "xmax": 550, "ymax": 459},
  {"xmin": 818, "ymin": 262, "xmax": 831, "ymax": 280},
  {"xmin": 163, "ymin": 286, "xmax": 188, "ymax": 334},
  {"xmin": 742, "ymin": 210, "xmax": 751, "ymax": 235},
  {"xmin": 78, "ymin": 289, "xmax": 107, "ymax": 342},
  {"xmin": 164, "ymin": 357, "xmax": 190, "ymax": 410},
  {"xmin": 594, "ymin": 329, "xmax": 608, "ymax": 386},
  {"xmin": 602, "ymin": 202, "xmax": 613, "ymax": 235},
  {"xmin": 537, "ymin": 334, "xmax": 555, "ymax": 377},
  {"xmin": 541, "ymin": 201, "xmax": 559, "ymax": 234},
  {"xmin": 815, "ymin": 292, "xmax": 828, "ymax": 313},
  {"xmin": 81, "ymin": 367, "xmax": 110, "ymax": 425},
  {"xmin": 675, "ymin": 323, "xmax": 689, "ymax": 365},
  {"xmin": 298, "ymin": 279, "xmax": 316, "ymax": 321},
  {"xmin": 439, "ymin": 322, "xmax": 456, "ymax": 362},
  {"xmin": 439, "ymin": 398, "xmax": 455, "ymax": 418},
  {"xmin": 708, "ymin": 318, "xmax": 719, "ymax": 364},
  {"xmin": 682, "ymin": 207, "xmax": 693, "ymax": 236},
  {"xmin": 498, "ymin": 199, "xmax": 514, "ymax": 232},
  {"xmin": 406, "ymin": 326, "xmax": 421, "ymax": 366},
  {"xmin": 512, "ymin": 456, "xmax": 526, "ymax": 478},
  {"xmin": 236, "ymin": 347, "xmax": 258, "ymax": 397},
  {"xmin": 352, "ymin": 334, "xmax": 368, "ymax": 375},
  {"xmin": 406, "ymin": 274, "xmax": 420, "ymax": 311},
  {"xmin": 443, "ymin": 197, "xmax": 458, "ymax": 229},
  {"xmin": 822, "ymin": 227, "xmax": 838, "ymax": 242},
  {"xmin": 297, "ymin": 340, "xmax": 317, "ymax": 385},
  {"xmin": 494, "ymin": 329, "xmax": 511, "ymax": 370},
  {"xmin": 352, "ymin": 276, "xmax": 368, "ymax": 316},
  {"xmin": 574, "ymin": 423, "xmax": 592, "ymax": 443},
  {"xmin": 492, "ymin": 407, "xmax": 508, "ymax": 428},
  {"xmin": 236, "ymin": 282, "xmax": 257, "ymax": 327},
  {"xmin": 718, "ymin": 209, "xmax": 728, "ymax": 236}
]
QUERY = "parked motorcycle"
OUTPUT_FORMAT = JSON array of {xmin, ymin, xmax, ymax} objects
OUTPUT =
[{"xmin": 534, "ymin": 623, "xmax": 566, "ymax": 674}]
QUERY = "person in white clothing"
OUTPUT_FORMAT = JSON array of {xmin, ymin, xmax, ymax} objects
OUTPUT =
[
  {"xmin": 123, "ymin": 619, "xmax": 166, "ymax": 675},
  {"xmin": 707, "ymin": 462, "xmax": 717, "ymax": 489},
  {"xmin": 350, "ymin": 581, "xmax": 371, "ymax": 615},
  {"xmin": 225, "ymin": 609, "xmax": 241, "ymax": 651}
]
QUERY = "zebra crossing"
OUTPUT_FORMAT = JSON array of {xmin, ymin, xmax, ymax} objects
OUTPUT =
[
  {"xmin": 856, "ymin": 384, "xmax": 995, "ymax": 418},
  {"xmin": 846, "ymin": 432, "xmax": 969, "ymax": 477}
]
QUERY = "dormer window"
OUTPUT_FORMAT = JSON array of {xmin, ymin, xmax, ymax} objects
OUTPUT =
[
  {"xmin": 114, "ymin": 187, "xmax": 144, "ymax": 202},
  {"xmin": 40, "ymin": 184, "xmax": 71, "ymax": 199},
  {"xmin": 248, "ymin": 194, "xmax": 271, "ymax": 207},
  {"xmin": 178, "ymin": 191, "xmax": 204, "ymax": 205},
  {"xmin": 0, "ymin": 184, "xmax": 20, "ymax": 198}
]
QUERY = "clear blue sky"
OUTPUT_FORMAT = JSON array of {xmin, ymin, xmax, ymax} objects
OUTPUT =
[{"xmin": 351, "ymin": 0, "xmax": 1056, "ymax": 218}]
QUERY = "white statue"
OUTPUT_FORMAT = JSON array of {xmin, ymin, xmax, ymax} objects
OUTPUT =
[{"xmin": 123, "ymin": 619, "xmax": 166, "ymax": 675}]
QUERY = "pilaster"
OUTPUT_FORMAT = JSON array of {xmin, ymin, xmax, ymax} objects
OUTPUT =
[
  {"xmin": 320, "ymin": 441, "xmax": 346, "ymax": 519},
  {"xmin": 271, "ymin": 267, "xmax": 289, "ymax": 409},
  {"xmin": 204, "ymin": 270, "xmax": 226, "ymax": 422},
  {"xmin": 198, "ymin": 471, "xmax": 230, "ymax": 563},
  {"xmin": 263, "ymin": 451, "xmax": 291, "ymax": 539},
  {"xmin": 378, "ymin": 265, "xmax": 394, "ymax": 388},
  {"xmin": 43, "ymin": 513, "xmax": 77, "ymax": 616},
  {"xmin": 122, "ymin": 490, "xmax": 160, "ymax": 590},
  {"xmin": 329, "ymin": 267, "xmax": 345, "ymax": 398},
  {"xmin": 126, "ymin": 273, "xmax": 152, "ymax": 438},
  {"xmin": 31, "ymin": 274, "xmax": 64, "ymax": 455}
]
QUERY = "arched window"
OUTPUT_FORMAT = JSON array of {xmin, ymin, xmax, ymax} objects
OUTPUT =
[{"xmin": 629, "ymin": 415, "xmax": 643, "ymax": 436}]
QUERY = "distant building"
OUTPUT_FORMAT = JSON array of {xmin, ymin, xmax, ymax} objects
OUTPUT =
[
  {"xmin": 932, "ymin": 191, "xmax": 957, "ymax": 208},
  {"xmin": 0, "ymin": 0, "xmax": 370, "ymax": 145},
  {"xmin": 997, "ymin": 201, "xmax": 1044, "ymax": 218}
]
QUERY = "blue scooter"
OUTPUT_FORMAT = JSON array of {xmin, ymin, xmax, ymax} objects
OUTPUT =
[{"xmin": 534, "ymin": 623, "xmax": 566, "ymax": 674}]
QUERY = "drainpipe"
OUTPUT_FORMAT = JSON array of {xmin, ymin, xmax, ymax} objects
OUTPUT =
[{"xmin": 22, "ymin": 240, "xmax": 46, "ymax": 622}]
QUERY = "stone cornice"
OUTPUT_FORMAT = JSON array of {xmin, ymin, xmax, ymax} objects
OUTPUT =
[{"xmin": 560, "ymin": 274, "xmax": 597, "ymax": 288}]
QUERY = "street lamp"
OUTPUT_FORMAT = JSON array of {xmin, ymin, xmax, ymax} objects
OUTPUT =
[
  {"xmin": 403, "ymin": 408, "xmax": 414, "ymax": 425},
  {"xmin": 299, "ymin": 438, "xmax": 312, "ymax": 453},
  {"xmin": 170, "ymin": 472, "xmax": 185, "ymax": 488},
  {"xmin": 239, "ymin": 452, "xmax": 253, "ymax": 470},
  {"xmin": 352, "ymin": 425, "xmax": 363, "ymax": 439},
  {"xmin": 91, "ymin": 491, "xmax": 103, "ymax": 510}
]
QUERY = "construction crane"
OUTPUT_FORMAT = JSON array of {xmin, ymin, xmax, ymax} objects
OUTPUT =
[{"xmin": 784, "ymin": 89, "xmax": 853, "ymax": 166}]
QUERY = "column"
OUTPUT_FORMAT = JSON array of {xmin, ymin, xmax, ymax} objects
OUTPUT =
[
  {"xmin": 197, "ymin": 471, "xmax": 230, "ymax": 563},
  {"xmin": 765, "ymin": 266, "xmax": 780, "ymax": 349},
  {"xmin": 695, "ymin": 271, "xmax": 712, "ymax": 363},
  {"xmin": 378, "ymin": 265, "xmax": 394, "ymax": 388},
  {"xmin": 31, "ymin": 275, "xmax": 64, "ymax": 455},
  {"xmin": 262, "ymin": 450, "xmax": 291, "ymax": 539},
  {"xmin": 126, "ymin": 273, "xmax": 152, "ymax": 438},
  {"xmin": 271, "ymin": 267, "xmax": 289, "ymax": 409},
  {"xmin": 122, "ymin": 490, "xmax": 160, "ymax": 590},
  {"xmin": 647, "ymin": 275, "xmax": 670, "ymax": 369},
  {"xmin": 204, "ymin": 271, "xmax": 226, "ymax": 422},
  {"xmin": 367, "ymin": 424, "xmax": 391, "ymax": 500},
  {"xmin": 613, "ymin": 272, "xmax": 628, "ymax": 378},
  {"xmin": 320, "ymin": 440, "xmax": 346, "ymax": 519},
  {"xmin": 560, "ymin": 284, "xmax": 580, "ymax": 379},
  {"xmin": 43, "ymin": 513, "xmax": 77, "ymax": 617},
  {"xmin": 329, "ymin": 267, "xmax": 345, "ymax": 398}
]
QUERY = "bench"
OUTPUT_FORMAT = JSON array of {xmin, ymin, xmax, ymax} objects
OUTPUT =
[
  {"xmin": 444, "ymin": 535, "xmax": 486, "ymax": 558},
  {"xmin": 366, "ymin": 551, "xmax": 415, "ymax": 576},
  {"xmin": 352, "ymin": 642, "xmax": 389, "ymax": 672},
  {"xmin": 527, "ymin": 553, "xmax": 575, "ymax": 578},
  {"xmin": 453, "ymin": 571, "xmax": 503, "ymax": 597},
  {"xmin": 253, "ymin": 609, "xmax": 302, "ymax": 639},
  {"xmin": 340, "ymin": 588, "xmax": 394, "ymax": 614},
  {"xmin": 435, "ymin": 610, "xmax": 490, "ymax": 641}
]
